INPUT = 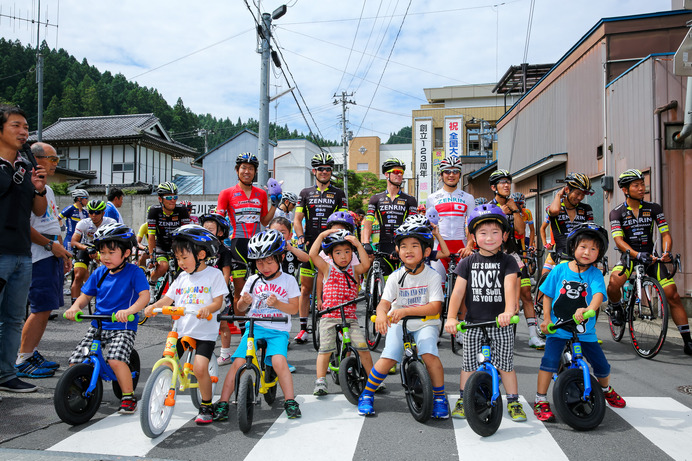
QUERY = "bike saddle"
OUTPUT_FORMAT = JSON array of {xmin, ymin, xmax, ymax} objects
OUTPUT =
[{"xmin": 256, "ymin": 338, "xmax": 268, "ymax": 350}]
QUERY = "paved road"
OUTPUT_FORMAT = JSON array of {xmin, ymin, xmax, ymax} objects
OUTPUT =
[{"xmin": 1, "ymin": 302, "xmax": 691, "ymax": 461}]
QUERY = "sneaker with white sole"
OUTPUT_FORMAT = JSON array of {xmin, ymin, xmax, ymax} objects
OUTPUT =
[
  {"xmin": 294, "ymin": 330, "xmax": 308, "ymax": 344},
  {"xmin": 0, "ymin": 378, "xmax": 37, "ymax": 393},
  {"xmin": 217, "ymin": 354, "xmax": 232, "ymax": 366},
  {"xmin": 313, "ymin": 377, "xmax": 328, "ymax": 396},
  {"xmin": 528, "ymin": 335, "xmax": 546, "ymax": 349},
  {"xmin": 15, "ymin": 356, "xmax": 54, "ymax": 378}
]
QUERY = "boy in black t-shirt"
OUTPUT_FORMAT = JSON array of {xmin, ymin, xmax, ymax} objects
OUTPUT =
[{"xmin": 445, "ymin": 204, "xmax": 527, "ymax": 422}]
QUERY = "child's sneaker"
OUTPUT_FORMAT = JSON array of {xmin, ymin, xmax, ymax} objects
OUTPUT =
[
  {"xmin": 528, "ymin": 336, "xmax": 546, "ymax": 349},
  {"xmin": 217, "ymin": 354, "xmax": 232, "ymax": 366},
  {"xmin": 213, "ymin": 401, "xmax": 229, "ymax": 421},
  {"xmin": 507, "ymin": 401, "xmax": 527, "ymax": 421},
  {"xmin": 603, "ymin": 387, "xmax": 626, "ymax": 408},
  {"xmin": 451, "ymin": 398, "xmax": 465, "ymax": 419},
  {"xmin": 432, "ymin": 395, "xmax": 450, "ymax": 419},
  {"xmin": 533, "ymin": 401, "xmax": 555, "ymax": 422},
  {"xmin": 195, "ymin": 404, "xmax": 214, "ymax": 424},
  {"xmin": 119, "ymin": 395, "xmax": 137, "ymax": 414},
  {"xmin": 294, "ymin": 330, "xmax": 308, "ymax": 344},
  {"xmin": 357, "ymin": 394, "xmax": 375, "ymax": 416},
  {"xmin": 284, "ymin": 399, "xmax": 302, "ymax": 419},
  {"xmin": 32, "ymin": 351, "xmax": 59, "ymax": 370},
  {"xmin": 15, "ymin": 356, "xmax": 54, "ymax": 378},
  {"xmin": 313, "ymin": 377, "xmax": 328, "ymax": 396}
]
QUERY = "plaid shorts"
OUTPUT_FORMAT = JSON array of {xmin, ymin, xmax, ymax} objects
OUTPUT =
[
  {"xmin": 69, "ymin": 327, "xmax": 136, "ymax": 365},
  {"xmin": 462, "ymin": 325, "xmax": 514, "ymax": 372},
  {"xmin": 318, "ymin": 318, "xmax": 368, "ymax": 354}
]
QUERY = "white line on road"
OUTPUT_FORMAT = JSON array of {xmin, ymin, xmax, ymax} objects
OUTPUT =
[
  {"xmin": 244, "ymin": 394, "xmax": 365, "ymax": 461},
  {"xmin": 452, "ymin": 396, "xmax": 568, "ymax": 460},
  {"xmin": 46, "ymin": 397, "xmax": 197, "ymax": 457}
]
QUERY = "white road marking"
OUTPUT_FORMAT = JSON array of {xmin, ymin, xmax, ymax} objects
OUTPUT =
[
  {"xmin": 47, "ymin": 397, "xmax": 197, "ymax": 457},
  {"xmin": 611, "ymin": 396, "xmax": 692, "ymax": 461},
  {"xmin": 245, "ymin": 394, "xmax": 365, "ymax": 461},
  {"xmin": 451, "ymin": 396, "xmax": 568, "ymax": 460}
]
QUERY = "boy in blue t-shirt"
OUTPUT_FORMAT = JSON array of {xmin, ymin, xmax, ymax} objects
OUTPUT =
[
  {"xmin": 64, "ymin": 223, "xmax": 149, "ymax": 414},
  {"xmin": 534, "ymin": 223, "xmax": 626, "ymax": 422}
]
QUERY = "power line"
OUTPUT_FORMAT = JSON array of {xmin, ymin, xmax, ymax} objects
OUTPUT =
[
  {"xmin": 335, "ymin": 0, "xmax": 366, "ymax": 93},
  {"xmin": 354, "ymin": 0, "xmax": 400, "ymax": 95},
  {"xmin": 522, "ymin": 0, "xmax": 535, "ymax": 64},
  {"xmin": 346, "ymin": 0, "xmax": 385, "ymax": 90}
]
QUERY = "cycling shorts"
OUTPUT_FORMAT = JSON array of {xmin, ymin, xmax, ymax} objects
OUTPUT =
[
  {"xmin": 520, "ymin": 266, "xmax": 531, "ymax": 288},
  {"xmin": 435, "ymin": 240, "xmax": 465, "ymax": 274},
  {"xmin": 299, "ymin": 240, "xmax": 317, "ymax": 278},
  {"xmin": 154, "ymin": 247, "xmax": 171, "ymax": 264},
  {"xmin": 611, "ymin": 258, "xmax": 675, "ymax": 288},
  {"xmin": 230, "ymin": 238, "xmax": 250, "ymax": 280},
  {"xmin": 74, "ymin": 249, "xmax": 93, "ymax": 270},
  {"xmin": 177, "ymin": 338, "xmax": 215, "ymax": 361}
]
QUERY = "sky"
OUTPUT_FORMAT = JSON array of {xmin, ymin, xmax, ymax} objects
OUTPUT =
[{"xmin": 0, "ymin": 0, "xmax": 675, "ymax": 144}]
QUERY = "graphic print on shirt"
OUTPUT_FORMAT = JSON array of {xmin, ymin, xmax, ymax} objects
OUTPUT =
[
  {"xmin": 552, "ymin": 280, "xmax": 588, "ymax": 321},
  {"xmin": 250, "ymin": 281, "xmax": 289, "ymax": 318},
  {"xmin": 469, "ymin": 260, "xmax": 503, "ymax": 303},
  {"xmin": 174, "ymin": 285, "xmax": 213, "ymax": 305}
]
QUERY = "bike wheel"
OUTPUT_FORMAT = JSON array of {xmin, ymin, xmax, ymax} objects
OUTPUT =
[
  {"xmin": 552, "ymin": 368, "xmax": 605, "ymax": 431},
  {"xmin": 113, "ymin": 349, "xmax": 140, "ymax": 399},
  {"xmin": 237, "ymin": 371, "xmax": 255, "ymax": 433},
  {"xmin": 629, "ymin": 276, "xmax": 669, "ymax": 359},
  {"xmin": 532, "ymin": 272, "xmax": 549, "ymax": 339},
  {"xmin": 190, "ymin": 353, "xmax": 219, "ymax": 409},
  {"xmin": 54, "ymin": 364, "xmax": 103, "ymax": 425},
  {"xmin": 607, "ymin": 300, "xmax": 626, "ymax": 343},
  {"xmin": 339, "ymin": 355, "xmax": 366, "ymax": 405},
  {"xmin": 463, "ymin": 371, "xmax": 503, "ymax": 437},
  {"xmin": 140, "ymin": 366, "xmax": 175, "ymax": 438},
  {"xmin": 404, "ymin": 360, "xmax": 433, "ymax": 423},
  {"xmin": 311, "ymin": 282, "xmax": 320, "ymax": 351},
  {"xmin": 329, "ymin": 352, "xmax": 340, "ymax": 385},
  {"xmin": 451, "ymin": 331, "xmax": 463, "ymax": 355},
  {"xmin": 263, "ymin": 366, "xmax": 277, "ymax": 405},
  {"xmin": 364, "ymin": 271, "xmax": 383, "ymax": 351}
]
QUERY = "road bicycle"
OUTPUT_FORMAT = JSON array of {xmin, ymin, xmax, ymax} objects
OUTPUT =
[
  {"xmin": 140, "ymin": 307, "xmax": 219, "ymax": 438},
  {"xmin": 139, "ymin": 251, "xmax": 181, "ymax": 326},
  {"xmin": 547, "ymin": 309, "xmax": 605, "ymax": 431},
  {"xmin": 314, "ymin": 295, "xmax": 367, "ymax": 404},
  {"xmin": 458, "ymin": 315, "xmax": 520, "ymax": 437},
  {"xmin": 606, "ymin": 250, "xmax": 677, "ymax": 359},
  {"xmin": 217, "ymin": 314, "xmax": 287, "ymax": 433},
  {"xmin": 364, "ymin": 252, "xmax": 390, "ymax": 351},
  {"xmin": 54, "ymin": 312, "xmax": 140, "ymax": 425},
  {"xmin": 370, "ymin": 314, "xmax": 436, "ymax": 422}
]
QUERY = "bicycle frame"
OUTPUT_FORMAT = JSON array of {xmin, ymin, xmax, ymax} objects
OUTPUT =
[
  {"xmin": 319, "ymin": 295, "xmax": 366, "ymax": 372},
  {"xmin": 399, "ymin": 318, "xmax": 424, "ymax": 385}
]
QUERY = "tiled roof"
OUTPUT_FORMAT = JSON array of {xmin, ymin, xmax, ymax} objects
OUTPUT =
[
  {"xmin": 173, "ymin": 174, "xmax": 204, "ymax": 195},
  {"xmin": 37, "ymin": 114, "xmax": 160, "ymax": 140}
]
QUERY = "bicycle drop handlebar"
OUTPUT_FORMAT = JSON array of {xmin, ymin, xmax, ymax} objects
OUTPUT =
[
  {"xmin": 455, "ymin": 315, "xmax": 520, "ymax": 333},
  {"xmin": 546, "ymin": 309, "xmax": 596, "ymax": 335},
  {"xmin": 68, "ymin": 312, "xmax": 135, "ymax": 323}
]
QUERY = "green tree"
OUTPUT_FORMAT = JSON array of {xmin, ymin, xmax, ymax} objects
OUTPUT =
[{"xmin": 386, "ymin": 126, "xmax": 412, "ymax": 144}]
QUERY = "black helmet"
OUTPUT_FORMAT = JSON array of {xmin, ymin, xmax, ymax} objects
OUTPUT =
[
  {"xmin": 156, "ymin": 182, "xmax": 178, "ymax": 196},
  {"xmin": 467, "ymin": 204, "xmax": 510, "ymax": 234},
  {"xmin": 382, "ymin": 158, "xmax": 406, "ymax": 175},
  {"xmin": 93, "ymin": 222, "xmax": 136, "ymax": 248},
  {"xmin": 86, "ymin": 199, "xmax": 106, "ymax": 213},
  {"xmin": 566, "ymin": 222, "xmax": 608, "ymax": 263},
  {"xmin": 617, "ymin": 169, "xmax": 644, "ymax": 189},
  {"xmin": 247, "ymin": 229, "xmax": 286, "ymax": 260},
  {"xmin": 311, "ymin": 152, "xmax": 335, "ymax": 168},
  {"xmin": 565, "ymin": 173, "xmax": 594, "ymax": 195},
  {"xmin": 236, "ymin": 152, "xmax": 259, "ymax": 168},
  {"xmin": 394, "ymin": 221, "xmax": 434, "ymax": 249},
  {"xmin": 199, "ymin": 210, "xmax": 231, "ymax": 240},
  {"xmin": 172, "ymin": 224, "xmax": 220, "ymax": 257},
  {"xmin": 321, "ymin": 229, "xmax": 355, "ymax": 254},
  {"xmin": 489, "ymin": 169, "xmax": 512, "ymax": 186}
]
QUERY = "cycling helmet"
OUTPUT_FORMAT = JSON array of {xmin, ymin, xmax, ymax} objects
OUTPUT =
[
  {"xmin": 565, "ymin": 173, "xmax": 594, "ymax": 195},
  {"xmin": 488, "ymin": 169, "xmax": 512, "ymax": 186},
  {"xmin": 417, "ymin": 203, "xmax": 426, "ymax": 214},
  {"xmin": 510, "ymin": 192, "xmax": 525, "ymax": 205},
  {"xmin": 439, "ymin": 155, "xmax": 462, "ymax": 172},
  {"xmin": 172, "ymin": 224, "xmax": 220, "ymax": 258},
  {"xmin": 247, "ymin": 229, "xmax": 286, "ymax": 260},
  {"xmin": 71, "ymin": 189, "xmax": 89, "ymax": 200},
  {"xmin": 467, "ymin": 204, "xmax": 510, "ymax": 234},
  {"xmin": 617, "ymin": 169, "xmax": 644, "ymax": 188},
  {"xmin": 156, "ymin": 181, "xmax": 178, "ymax": 196},
  {"xmin": 235, "ymin": 152, "xmax": 259, "ymax": 168},
  {"xmin": 566, "ymin": 222, "xmax": 609, "ymax": 263},
  {"xmin": 93, "ymin": 222, "xmax": 137, "ymax": 248},
  {"xmin": 326, "ymin": 211, "xmax": 355, "ymax": 233},
  {"xmin": 283, "ymin": 191, "xmax": 298, "ymax": 205},
  {"xmin": 381, "ymin": 158, "xmax": 406, "ymax": 175},
  {"xmin": 199, "ymin": 210, "xmax": 231, "ymax": 240},
  {"xmin": 474, "ymin": 197, "xmax": 488, "ymax": 206},
  {"xmin": 86, "ymin": 199, "xmax": 106, "ymax": 213},
  {"xmin": 311, "ymin": 152, "xmax": 335, "ymax": 168},
  {"xmin": 321, "ymin": 229, "xmax": 355, "ymax": 253},
  {"xmin": 405, "ymin": 214, "xmax": 430, "ymax": 227},
  {"xmin": 394, "ymin": 221, "xmax": 434, "ymax": 249}
]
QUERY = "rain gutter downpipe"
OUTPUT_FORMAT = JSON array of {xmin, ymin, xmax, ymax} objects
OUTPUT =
[
  {"xmin": 654, "ymin": 100, "xmax": 677, "ymax": 206},
  {"xmin": 673, "ymin": 77, "xmax": 692, "ymax": 142}
]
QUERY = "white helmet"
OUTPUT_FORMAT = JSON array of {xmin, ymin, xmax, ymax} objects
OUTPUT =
[{"xmin": 71, "ymin": 189, "xmax": 89, "ymax": 199}]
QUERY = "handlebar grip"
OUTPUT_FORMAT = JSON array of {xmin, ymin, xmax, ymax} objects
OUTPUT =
[
  {"xmin": 456, "ymin": 321, "xmax": 468, "ymax": 333},
  {"xmin": 370, "ymin": 315, "xmax": 377, "ymax": 322},
  {"xmin": 72, "ymin": 311, "xmax": 83, "ymax": 322},
  {"xmin": 546, "ymin": 322, "xmax": 557, "ymax": 335}
]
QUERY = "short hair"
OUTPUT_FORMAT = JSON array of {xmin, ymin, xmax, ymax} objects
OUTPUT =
[
  {"xmin": 96, "ymin": 239, "xmax": 131, "ymax": 259},
  {"xmin": 0, "ymin": 105, "xmax": 28, "ymax": 133},
  {"xmin": 268, "ymin": 216, "xmax": 292, "ymax": 233},
  {"xmin": 108, "ymin": 187, "xmax": 124, "ymax": 201},
  {"xmin": 172, "ymin": 238, "xmax": 207, "ymax": 260}
]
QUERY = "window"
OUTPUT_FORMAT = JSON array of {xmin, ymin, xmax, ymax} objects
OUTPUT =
[
  {"xmin": 113, "ymin": 163, "xmax": 134, "ymax": 172},
  {"xmin": 434, "ymin": 127, "xmax": 443, "ymax": 148},
  {"xmin": 357, "ymin": 163, "xmax": 368, "ymax": 171},
  {"xmin": 467, "ymin": 128, "xmax": 480, "ymax": 155}
]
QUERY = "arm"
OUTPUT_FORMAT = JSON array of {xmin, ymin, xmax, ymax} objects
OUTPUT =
[
  {"xmin": 293, "ymin": 209, "xmax": 305, "ymax": 245},
  {"xmin": 540, "ymin": 220, "xmax": 551, "ymax": 249},
  {"xmin": 64, "ymin": 294, "xmax": 94, "ymax": 320},
  {"xmin": 71, "ymin": 230, "xmax": 86, "ymax": 251},
  {"xmin": 498, "ymin": 272, "xmax": 518, "ymax": 327},
  {"xmin": 432, "ymin": 224, "xmax": 450, "ymax": 260},
  {"xmin": 286, "ymin": 242, "xmax": 310, "ymax": 263},
  {"xmin": 266, "ymin": 294, "xmax": 299, "ymax": 315},
  {"xmin": 548, "ymin": 186, "xmax": 568, "ymax": 217},
  {"xmin": 30, "ymin": 165, "xmax": 48, "ymax": 216},
  {"xmin": 574, "ymin": 292, "xmax": 603, "ymax": 323},
  {"xmin": 444, "ymin": 277, "xmax": 467, "ymax": 334},
  {"xmin": 539, "ymin": 295, "xmax": 553, "ymax": 334},
  {"xmin": 350, "ymin": 236, "xmax": 371, "ymax": 276},
  {"xmin": 197, "ymin": 294, "xmax": 225, "ymax": 320},
  {"xmin": 115, "ymin": 290, "xmax": 150, "ymax": 322},
  {"xmin": 509, "ymin": 199, "xmax": 526, "ymax": 236},
  {"xmin": 30, "ymin": 227, "xmax": 72, "ymax": 259},
  {"xmin": 361, "ymin": 218, "xmax": 373, "ymax": 245},
  {"xmin": 309, "ymin": 230, "xmax": 331, "ymax": 277},
  {"xmin": 260, "ymin": 193, "xmax": 276, "ymax": 226},
  {"xmin": 374, "ymin": 299, "xmax": 392, "ymax": 335},
  {"xmin": 528, "ymin": 221, "xmax": 536, "ymax": 248}
]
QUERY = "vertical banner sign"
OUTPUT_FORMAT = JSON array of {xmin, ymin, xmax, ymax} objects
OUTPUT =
[
  {"xmin": 444, "ymin": 116, "xmax": 463, "ymax": 158},
  {"xmin": 415, "ymin": 118, "xmax": 432, "ymax": 203},
  {"xmin": 432, "ymin": 150, "xmax": 444, "ymax": 191}
]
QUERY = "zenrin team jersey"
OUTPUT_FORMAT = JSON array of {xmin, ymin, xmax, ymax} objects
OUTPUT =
[
  {"xmin": 216, "ymin": 184, "xmax": 269, "ymax": 239},
  {"xmin": 296, "ymin": 185, "xmax": 348, "ymax": 243},
  {"xmin": 547, "ymin": 201, "xmax": 593, "ymax": 255},
  {"xmin": 367, "ymin": 190, "xmax": 417, "ymax": 248},
  {"xmin": 426, "ymin": 188, "xmax": 475, "ymax": 243},
  {"xmin": 147, "ymin": 205, "xmax": 191, "ymax": 251},
  {"xmin": 609, "ymin": 200, "xmax": 668, "ymax": 253}
]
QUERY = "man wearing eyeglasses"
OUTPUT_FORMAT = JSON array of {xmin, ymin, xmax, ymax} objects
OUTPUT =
[
  {"xmin": 361, "ymin": 158, "xmax": 418, "ymax": 276},
  {"xmin": 293, "ymin": 152, "xmax": 348, "ymax": 344}
]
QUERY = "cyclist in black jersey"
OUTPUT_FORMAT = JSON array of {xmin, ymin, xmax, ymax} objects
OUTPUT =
[
  {"xmin": 293, "ymin": 152, "xmax": 348, "ymax": 343},
  {"xmin": 361, "ymin": 158, "xmax": 417, "ymax": 276},
  {"xmin": 606, "ymin": 169, "xmax": 691, "ymax": 355},
  {"xmin": 147, "ymin": 182, "xmax": 191, "ymax": 286}
]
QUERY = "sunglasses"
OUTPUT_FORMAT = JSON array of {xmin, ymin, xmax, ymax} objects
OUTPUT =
[
  {"xmin": 388, "ymin": 169, "xmax": 404, "ymax": 175},
  {"xmin": 161, "ymin": 195, "xmax": 178, "ymax": 201},
  {"xmin": 88, "ymin": 210, "xmax": 104, "ymax": 215},
  {"xmin": 442, "ymin": 169, "xmax": 460, "ymax": 175},
  {"xmin": 315, "ymin": 166, "xmax": 332, "ymax": 172},
  {"xmin": 36, "ymin": 155, "xmax": 60, "ymax": 164},
  {"xmin": 497, "ymin": 179, "xmax": 512, "ymax": 185}
]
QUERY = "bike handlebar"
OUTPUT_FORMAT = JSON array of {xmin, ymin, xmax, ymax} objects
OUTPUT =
[
  {"xmin": 69, "ymin": 312, "xmax": 135, "ymax": 323},
  {"xmin": 370, "ymin": 314, "xmax": 439, "ymax": 323},
  {"xmin": 151, "ymin": 306, "xmax": 213, "ymax": 321},
  {"xmin": 318, "ymin": 295, "xmax": 366, "ymax": 318},
  {"xmin": 546, "ymin": 309, "xmax": 596, "ymax": 334},
  {"xmin": 217, "ymin": 314, "xmax": 288, "ymax": 324},
  {"xmin": 455, "ymin": 315, "xmax": 520, "ymax": 332}
]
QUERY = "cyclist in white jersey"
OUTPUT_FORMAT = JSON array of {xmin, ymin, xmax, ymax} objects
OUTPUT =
[{"xmin": 426, "ymin": 155, "xmax": 475, "ymax": 281}]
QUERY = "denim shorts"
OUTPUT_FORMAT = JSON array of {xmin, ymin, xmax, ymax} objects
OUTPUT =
[
  {"xmin": 380, "ymin": 323, "xmax": 439, "ymax": 362},
  {"xmin": 540, "ymin": 336, "xmax": 611, "ymax": 378},
  {"xmin": 28, "ymin": 256, "xmax": 65, "ymax": 313}
]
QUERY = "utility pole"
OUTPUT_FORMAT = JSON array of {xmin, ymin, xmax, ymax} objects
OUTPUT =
[
  {"xmin": 334, "ymin": 91, "xmax": 355, "ymax": 197},
  {"xmin": 196, "ymin": 128, "xmax": 215, "ymax": 154},
  {"xmin": 36, "ymin": 0, "xmax": 44, "ymax": 141},
  {"xmin": 257, "ymin": 5, "xmax": 286, "ymax": 185}
]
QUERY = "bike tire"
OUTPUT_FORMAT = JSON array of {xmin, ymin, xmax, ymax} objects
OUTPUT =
[
  {"xmin": 552, "ymin": 368, "xmax": 605, "ymax": 431},
  {"xmin": 140, "ymin": 366, "xmax": 175, "ymax": 438},
  {"xmin": 607, "ymin": 303, "xmax": 626, "ymax": 342},
  {"xmin": 263, "ymin": 366, "xmax": 277, "ymax": 405},
  {"xmin": 629, "ymin": 276, "xmax": 669, "ymax": 359},
  {"xmin": 532, "ymin": 272, "xmax": 549, "ymax": 339},
  {"xmin": 339, "ymin": 355, "xmax": 366, "ymax": 405},
  {"xmin": 311, "ymin": 279, "xmax": 320, "ymax": 351},
  {"xmin": 54, "ymin": 363, "xmax": 103, "ymax": 425},
  {"xmin": 113, "ymin": 349, "xmax": 140, "ymax": 399},
  {"xmin": 451, "ymin": 331, "xmax": 463, "ymax": 355},
  {"xmin": 463, "ymin": 371, "xmax": 503, "ymax": 437},
  {"xmin": 237, "ymin": 371, "xmax": 255, "ymax": 433},
  {"xmin": 329, "ymin": 352, "xmax": 340, "ymax": 385},
  {"xmin": 404, "ymin": 360, "xmax": 433, "ymax": 423},
  {"xmin": 190, "ymin": 352, "xmax": 219, "ymax": 409},
  {"xmin": 364, "ymin": 271, "xmax": 383, "ymax": 351}
]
